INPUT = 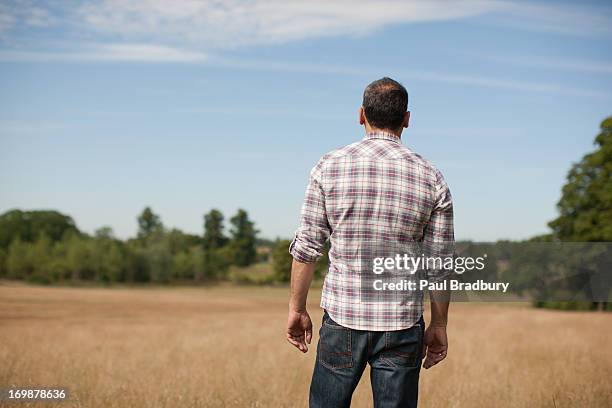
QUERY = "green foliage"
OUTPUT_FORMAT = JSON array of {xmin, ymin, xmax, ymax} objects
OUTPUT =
[
  {"xmin": 90, "ymin": 230, "xmax": 125, "ymax": 283},
  {"xmin": 165, "ymin": 228, "xmax": 201, "ymax": 254},
  {"xmin": 0, "ymin": 247, "xmax": 7, "ymax": 277},
  {"xmin": 125, "ymin": 245, "xmax": 151, "ymax": 283},
  {"xmin": 543, "ymin": 116, "xmax": 612, "ymax": 311},
  {"xmin": 549, "ymin": 116, "xmax": 612, "ymax": 241},
  {"xmin": 7, "ymin": 238, "xmax": 34, "ymax": 279},
  {"xmin": 172, "ymin": 251, "xmax": 191, "ymax": 280},
  {"xmin": 203, "ymin": 209, "xmax": 227, "ymax": 249},
  {"xmin": 145, "ymin": 240, "xmax": 173, "ymax": 283},
  {"xmin": 229, "ymin": 209, "xmax": 258, "ymax": 267},
  {"xmin": 65, "ymin": 234, "xmax": 93, "ymax": 281},
  {"xmin": 0, "ymin": 209, "xmax": 79, "ymax": 249},
  {"xmin": 30, "ymin": 234, "xmax": 53, "ymax": 283},
  {"xmin": 272, "ymin": 239, "xmax": 293, "ymax": 282},
  {"xmin": 202, "ymin": 247, "xmax": 232, "ymax": 280},
  {"xmin": 189, "ymin": 246, "xmax": 206, "ymax": 282},
  {"xmin": 137, "ymin": 207, "xmax": 163, "ymax": 240},
  {"xmin": 256, "ymin": 237, "xmax": 276, "ymax": 247},
  {"xmin": 271, "ymin": 239, "xmax": 329, "ymax": 282},
  {"xmin": 0, "ymin": 206, "xmax": 294, "ymax": 286}
]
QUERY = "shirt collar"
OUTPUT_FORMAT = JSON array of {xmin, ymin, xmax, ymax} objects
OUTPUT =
[{"xmin": 364, "ymin": 131, "xmax": 401, "ymax": 143}]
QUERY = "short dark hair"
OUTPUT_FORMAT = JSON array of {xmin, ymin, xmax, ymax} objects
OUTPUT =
[{"xmin": 362, "ymin": 77, "xmax": 408, "ymax": 130}]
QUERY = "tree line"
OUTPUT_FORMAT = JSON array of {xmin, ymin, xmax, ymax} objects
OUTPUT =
[
  {"xmin": 0, "ymin": 116, "xmax": 609, "ymax": 309},
  {"xmin": 0, "ymin": 207, "xmax": 261, "ymax": 284}
]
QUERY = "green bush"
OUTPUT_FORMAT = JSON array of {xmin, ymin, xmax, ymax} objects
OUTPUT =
[{"xmin": 272, "ymin": 240, "xmax": 293, "ymax": 282}]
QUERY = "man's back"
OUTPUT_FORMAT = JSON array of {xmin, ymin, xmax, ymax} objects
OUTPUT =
[{"xmin": 290, "ymin": 131, "xmax": 453, "ymax": 330}]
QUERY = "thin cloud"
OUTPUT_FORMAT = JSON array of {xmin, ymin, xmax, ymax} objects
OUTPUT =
[
  {"xmin": 76, "ymin": 0, "xmax": 612, "ymax": 48},
  {"xmin": 210, "ymin": 56, "xmax": 611, "ymax": 99},
  {"xmin": 472, "ymin": 53, "xmax": 612, "ymax": 76},
  {"xmin": 1, "ymin": 1, "xmax": 610, "ymax": 59},
  {"xmin": 0, "ymin": 1, "xmax": 609, "ymax": 99},
  {"xmin": 0, "ymin": 1, "xmax": 55, "ymax": 33},
  {"xmin": 89, "ymin": 43, "xmax": 208, "ymax": 62},
  {"xmin": 398, "ymin": 69, "xmax": 609, "ymax": 98},
  {"xmin": 77, "ymin": 0, "xmax": 503, "ymax": 49},
  {"xmin": 0, "ymin": 43, "xmax": 207, "ymax": 62},
  {"xmin": 0, "ymin": 7, "xmax": 16, "ymax": 34},
  {"xmin": 0, "ymin": 49, "xmax": 606, "ymax": 99}
]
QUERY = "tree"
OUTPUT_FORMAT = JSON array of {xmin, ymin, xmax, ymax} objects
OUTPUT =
[
  {"xmin": 95, "ymin": 226, "xmax": 115, "ymax": 240},
  {"xmin": 229, "ymin": 209, "xmax": 258, "ymax": 267},
  {"xmin": 90, "ymin": 230, "xmax": 125, "ymax": 283},
  {"xmin": 65, "ymin": 234, "xmax": 92, "ymax": 281},
  {"xmin": 125, "ymin": 243, "xmax": 150, "ymax": 283},
  {"xmin": 137, "ymin": 207, "xmax": 163, "ymax": 240},
  {"xmin": 0, "ymin": 206, "xmax": 274, "ymax": 286},
  {"xmin": 549, "ymin": 116, "xmax": 612, "ymax": 241},
  {"xmin": 6, "ymin": 238, "xmax": 33, "ymax": 279},
  {"xmin": 145, "ymin": 241, "xmax": 173, "ymax": 283},
  {"xmin": 272, "ymin": 239, "xmax": 293, "ymax": 282},
  {"xmin": 0, "ymin": 247, "xmax": 6, "ymax": 277},
  {"xmin": 173, "ymin": 251, "xmax": 194, "ymax": 280},
  {"xmin": 166, "ymin": 228, "xmax": 201, "ymax": 255},
  {"xmin": 203, "ymin": 209, "xmax": 227, "ymax": 249},
  {"xmin": 547, "ymin": 116, "xmax": 612, "ymax": 311},
  {"xmin": 190, "ymin": 246, "xmax": 206, "ymax": 282},
  {"xmin": 202, "ymin": 247, "xmax": 232, "ymax": 280},
  {"xmin": 49, "ymin": 238, "xmax": 71, "ymax": 282},
  {"xmin": 30, "ymin": 233, "xmax": 53, "ymax": 283},
  {"xmin": 0, "ymin": 209, "xmax": 79, "ymax": 249}
]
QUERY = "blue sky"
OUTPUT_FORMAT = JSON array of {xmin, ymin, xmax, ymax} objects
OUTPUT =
[{"xmin": 0, "ymin": 0, "xmax": 611, "ymax": 241}]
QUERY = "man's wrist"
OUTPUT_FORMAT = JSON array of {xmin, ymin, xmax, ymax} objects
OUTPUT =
[
  {"xmin": 429, "ymin": 320, "xmax": 447, "ymax": 328},
  {"xmin": 289, "ymin": 303, "xmax": 307, "ymax": 313}
]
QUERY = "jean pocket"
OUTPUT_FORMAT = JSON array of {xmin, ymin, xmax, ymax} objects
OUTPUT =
[
  {"xmin": 319, "ymin": 316, "xmax": 352, "ymax": 369},
  {"xmin": 382, "ymin": 323, "xmax": 422, "ymax": 368}
]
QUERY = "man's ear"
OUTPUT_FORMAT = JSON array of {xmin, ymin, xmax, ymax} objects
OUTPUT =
[
  {"xmin": 359, "ymin": 106, "xmax": 366, "ymax": 125},
  {"xmin": 402, "ymin": 111, "xmax": 410, "ymax": 128}
]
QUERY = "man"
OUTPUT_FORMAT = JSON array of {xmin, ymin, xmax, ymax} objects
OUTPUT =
[{"xmin": 287, "ymin": 77, "xmax": 453, "ymax": 408}]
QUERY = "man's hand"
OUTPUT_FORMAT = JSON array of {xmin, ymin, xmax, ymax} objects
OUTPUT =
[
  {"xmin": 287, "ymin": 260, "xmax": 316, "ymax": 353},
  {"xmin": 286, "ymin": 309, "xmax": 313, "ymax": 353},
  {"xmin": 422, "ymin": 325, "xmax": 448, "ymax": 369}
]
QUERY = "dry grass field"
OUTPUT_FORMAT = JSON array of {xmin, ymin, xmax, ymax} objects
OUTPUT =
[{"xmin": 0, "ymin": 282, "xmax": 611, "ymax": 408}]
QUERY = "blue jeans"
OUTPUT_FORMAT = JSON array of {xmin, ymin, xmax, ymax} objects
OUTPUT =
[{"xmin": 310, "ymin": 311, "xmax": 424, "ymax": 408}]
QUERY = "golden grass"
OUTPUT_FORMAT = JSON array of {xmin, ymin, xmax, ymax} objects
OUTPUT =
[{"xmin": 0, "ymin": 282, "xmax": 611, "ymax": 407}]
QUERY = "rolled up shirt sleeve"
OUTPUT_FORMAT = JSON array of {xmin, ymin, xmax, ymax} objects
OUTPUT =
[
  {"xmin": 289, "ymin": 159, "xmax": 331, "ymax": 264},
  {"xmin": 423, "ymin": 168, "xmax": 455, "ymax": 282}
]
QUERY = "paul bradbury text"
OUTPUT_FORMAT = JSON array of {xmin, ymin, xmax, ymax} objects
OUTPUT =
[{"xmin": 372, "ymin": 279, "xmax": 511, "ymax": 293}]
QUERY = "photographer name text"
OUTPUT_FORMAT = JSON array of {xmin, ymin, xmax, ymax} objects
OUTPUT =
[{"xmin": 372, "ymin": 279, "xmax": 510, "ymax": 293}]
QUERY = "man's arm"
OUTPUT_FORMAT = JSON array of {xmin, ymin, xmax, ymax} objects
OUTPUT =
[
  {"xmin": 422, "ymin": 168, "xmax": 454, "ymax": 369},
  {"xmin": 286, "ymin": 260, "xmax": 316, "ymax": 353},
  {"xmin": 423, "ymin": 290, "xmax": 450, "ymax": 369},
  {"xmin": 286, "ymin": 159, "xmax": 331, "ymax": 353}
]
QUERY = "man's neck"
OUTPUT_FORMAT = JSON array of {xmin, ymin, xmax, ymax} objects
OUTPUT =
[{"xmin": 366, "ymin": 127, "xmax": 402, "ymax": 139}]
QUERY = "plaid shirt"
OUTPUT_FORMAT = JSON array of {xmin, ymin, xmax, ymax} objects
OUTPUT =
[{"xmin": 290, "ymin": 131, "xmax": 454, "ymax": 331}]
